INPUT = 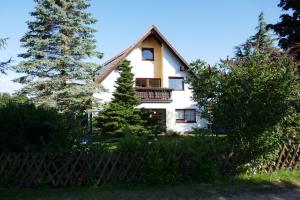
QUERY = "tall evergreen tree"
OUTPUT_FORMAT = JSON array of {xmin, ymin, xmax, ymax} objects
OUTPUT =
[
  {"xmin": 0, "ymin": 38, "xmax": 11, "ymax": 74},
  {"xmin": 96, "ymin": 60, "xmax": 147, "ymax": 135},
  {"xmin": 268, "ymin": 0, "xmax": 300, "ymax": 62},
  {"xmin": 12, "ymin": 0, "xmax": 102, "ymax": 113},
  {"xmin": 235, "ymin": 12, "xmax": 276, "ymax": 57}
]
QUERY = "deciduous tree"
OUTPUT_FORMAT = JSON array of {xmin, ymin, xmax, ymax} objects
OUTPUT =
[{"xmin": 188, "ymin": 13, "xmax": 300, "ymax": 170}]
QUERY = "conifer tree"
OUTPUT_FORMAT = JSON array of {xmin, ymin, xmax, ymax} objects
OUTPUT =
[
  {"xmin": 12, "ymin": 0, "xmax": 102, "ymax": 113},
  {"xmin": 235, "ymin": 12, "xmax": 276, "ymax": 57},
  {"xmin": 111, "ymin": 60, "xmax": 140, "ymax": 107},
  {"xmin": 268, "ymin": 0, "xmax": 300, "ymax": 62},
  {"xmin": 0, "ymin": 38, "xmax": 11, "ymax": 74},
  {"xmin": 96, "ymin": 60, "xmax": 147, "ymax": 135}
]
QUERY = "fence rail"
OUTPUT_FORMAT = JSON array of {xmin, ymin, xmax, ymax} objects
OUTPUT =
[
  {"xmin": 267, "ymin": 142, "xmax": 300, "ymax": 172},
  {"xmin": 0, "ymin": 152, "xmax": 142, "ymax": 187},
  {"xmin": 0, "ymin": 141, "xmax": 299, "ymax": 187}
]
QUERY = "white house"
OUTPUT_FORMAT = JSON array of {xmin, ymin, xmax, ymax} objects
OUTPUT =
[{"xmin": 94, "ymin": 25, "xmax": 207, "ymax": 132}]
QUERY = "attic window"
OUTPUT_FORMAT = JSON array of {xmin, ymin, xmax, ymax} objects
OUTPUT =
[{"xmin": 142, "ymin": 48, "xmax": 154, "ymax": 61}]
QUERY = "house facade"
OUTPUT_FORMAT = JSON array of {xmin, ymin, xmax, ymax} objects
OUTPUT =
[{"xmin": 94, "ymin": 25, "xmax": 207, "ymax": 132}]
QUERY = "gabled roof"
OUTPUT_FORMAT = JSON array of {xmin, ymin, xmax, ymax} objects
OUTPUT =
[{"xmin": 95, "ymin": 25, "xmax": 189, "ymax": 83}]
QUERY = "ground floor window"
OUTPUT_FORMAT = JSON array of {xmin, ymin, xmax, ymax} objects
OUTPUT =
[{"xmin": 175, "ymin": 109, "xmax": 196, "ymax": 123}]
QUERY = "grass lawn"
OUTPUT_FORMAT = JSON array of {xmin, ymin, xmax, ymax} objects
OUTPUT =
[
  {"xmin": 1, "ymin": 170, "xmax": 300, "ymax": 200},
  {"xmin": 92, "ymin": 132, "xmax": 225, "ymax": 151}
]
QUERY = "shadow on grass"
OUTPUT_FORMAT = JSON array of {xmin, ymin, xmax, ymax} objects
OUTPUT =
[{"xmin": 1, "ymin": 174, "xmax": 300, "ymax": 200}]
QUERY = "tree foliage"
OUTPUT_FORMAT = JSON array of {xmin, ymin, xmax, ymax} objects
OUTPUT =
[
  {"xmin": 187, "ymin": 60, "xmax": 221, "ymax": 126},
  {"xmin": 188, "ymin": 13, "xmax": 300, "ymax": 169},
  {"xmin": 268, "ymin": 0, "xmax": 300, "ymax": 62},
  {"xmin": 235, "ymin": 12, "xmax": 276, "ymax": 57},
  {"xmin": 0, "ymin": 38, "xmax": 11, "ymax": 74},
  {"xmin": 189, "ymin": 51, "xmax": 298, "ymax": 170},
  {"xmin": 12, "ymin": 0, "xmax": 103, "ymax": 113},
  {"xmin": 111, "ymin": 60, "xmax": 140, "ymax": 107},
  {"xmin": 96, "ymin": 60, "xmax": 147, "ymax": 135}
]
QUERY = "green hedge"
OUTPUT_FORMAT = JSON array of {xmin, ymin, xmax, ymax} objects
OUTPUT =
[
  {"xmin": 0, "ymin": 94, "xmax": 74, "ymax": 152},
  {"xmin": 119, "ymin": 134, "xmax": 229, "ymax": 184}
]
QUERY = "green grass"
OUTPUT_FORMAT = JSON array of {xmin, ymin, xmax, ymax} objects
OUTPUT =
[
  {"xmin": 92, "ymin": 132, "xmax": 225, "ymax": 151},
  {"xmin": 91, "ymin": 134, "xmax": 187, "ymax": 151},
  {"xmin": 238, "ymin": 170, "xmax": 300, "ymax": 185},
  {"xmin": 1, "ymin": 170, "xmax": 299, "ymax": 200}
]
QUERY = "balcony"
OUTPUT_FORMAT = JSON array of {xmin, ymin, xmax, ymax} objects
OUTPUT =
[{"xmin": 135, "ymin": 87, "xmax": 173, "ymax": 103}]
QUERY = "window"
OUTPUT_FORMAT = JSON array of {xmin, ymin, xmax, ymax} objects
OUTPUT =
[
  {"xmin": 136, "ymin": 79, "xmax": 147, "ymax": 87},
  {"xmin": 169, "ymin": 77, "xmax": 184, "ymax": 90},
  {"xmin": 175, "ymin": 109, "xmax": 196, "ymax": 123},
  {"xmin": 175, "ymin": 110, "xmax": 185, "ymax": 120},
  {"xmin": 136, "ymin": 78, "xmax": 161, "ymax": 88},
  {"xmin": 142, "ymin": 48, "xmax": 154, "ymax": 60},
  {"xmin": 149, "ymin": 79, "xmax": 161, "ymax": 87},
  {"xmin": 185, "ymin": 110, "xmax": 196, "ymax": 122}
]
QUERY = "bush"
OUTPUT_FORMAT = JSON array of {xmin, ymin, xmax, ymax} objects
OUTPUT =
[
  {"xmin": 188, "ymin": 51, "xmax": 299, "ymax": 172},
  {"xmin": 0, "ymin": 94, "xmax": 73, "ymax": 152},
  {"xmin": 119, "ymin": 134, "xmax": 181, "ymax": 184},
  {"xmin": 140, "ymin": 108, "xmax": 166, "ymax": 135},
  {"xmin": 119, "ymin": 133, "xmax": 228, "ymax": 184}
]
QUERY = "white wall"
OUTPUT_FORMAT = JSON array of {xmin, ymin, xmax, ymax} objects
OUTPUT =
[
  {"xmin": 94, "ymin": 41, "xmax": 207, "ymax": 132},
  {"xmin": 93, "ymin": 69, "xmax": 119, "ymax": 103},
  {"xmin": 160, "ymin": 45, "xmax": 206, "ymax": 131}
]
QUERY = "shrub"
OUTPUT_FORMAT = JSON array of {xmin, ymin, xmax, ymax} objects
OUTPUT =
[
  {"xmin": 140, "ymin": 108, "xmax": 166, "ymax": 135},
  {"xmin": 119, "ymin": 133, "xmax": 227, "ymax": 184},
  {"xmin": 0, "ymin": 94, "xmax": 73, "ymax": 152},
  {"xmin": 119, "ymin": 134, "xmax": 181, "ymax": 184}
]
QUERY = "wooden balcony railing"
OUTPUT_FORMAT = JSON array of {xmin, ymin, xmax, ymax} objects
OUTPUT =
[{"xmin": 135, "ymin": 87, "xmax": 173, "ymax": 103}]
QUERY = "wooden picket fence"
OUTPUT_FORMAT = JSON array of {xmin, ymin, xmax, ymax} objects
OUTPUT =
[
  {"xmin": 0, "ymin": 141, "xmax": 299, "ymax": 188},
  {"xmin": 0, "ymin": 152, "xmax": 142, "ymax": 187},
  {"xmin": 266, "ymin": 141, "xmax": 300, "ymax": 172}
]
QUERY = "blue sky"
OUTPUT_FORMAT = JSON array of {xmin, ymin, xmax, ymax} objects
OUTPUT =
[{"xmin": 0, "ymin": 0, "xmax": 283, "ymax": 93}]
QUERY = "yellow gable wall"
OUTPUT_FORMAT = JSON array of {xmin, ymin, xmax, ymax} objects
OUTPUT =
[
  {"xmin": 127, "ymin": 35, "xmax": 164, "ymax": 86},
  {"xmin": 139, "ymin": 35, "xmax": 163, "ymax": 80}
]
